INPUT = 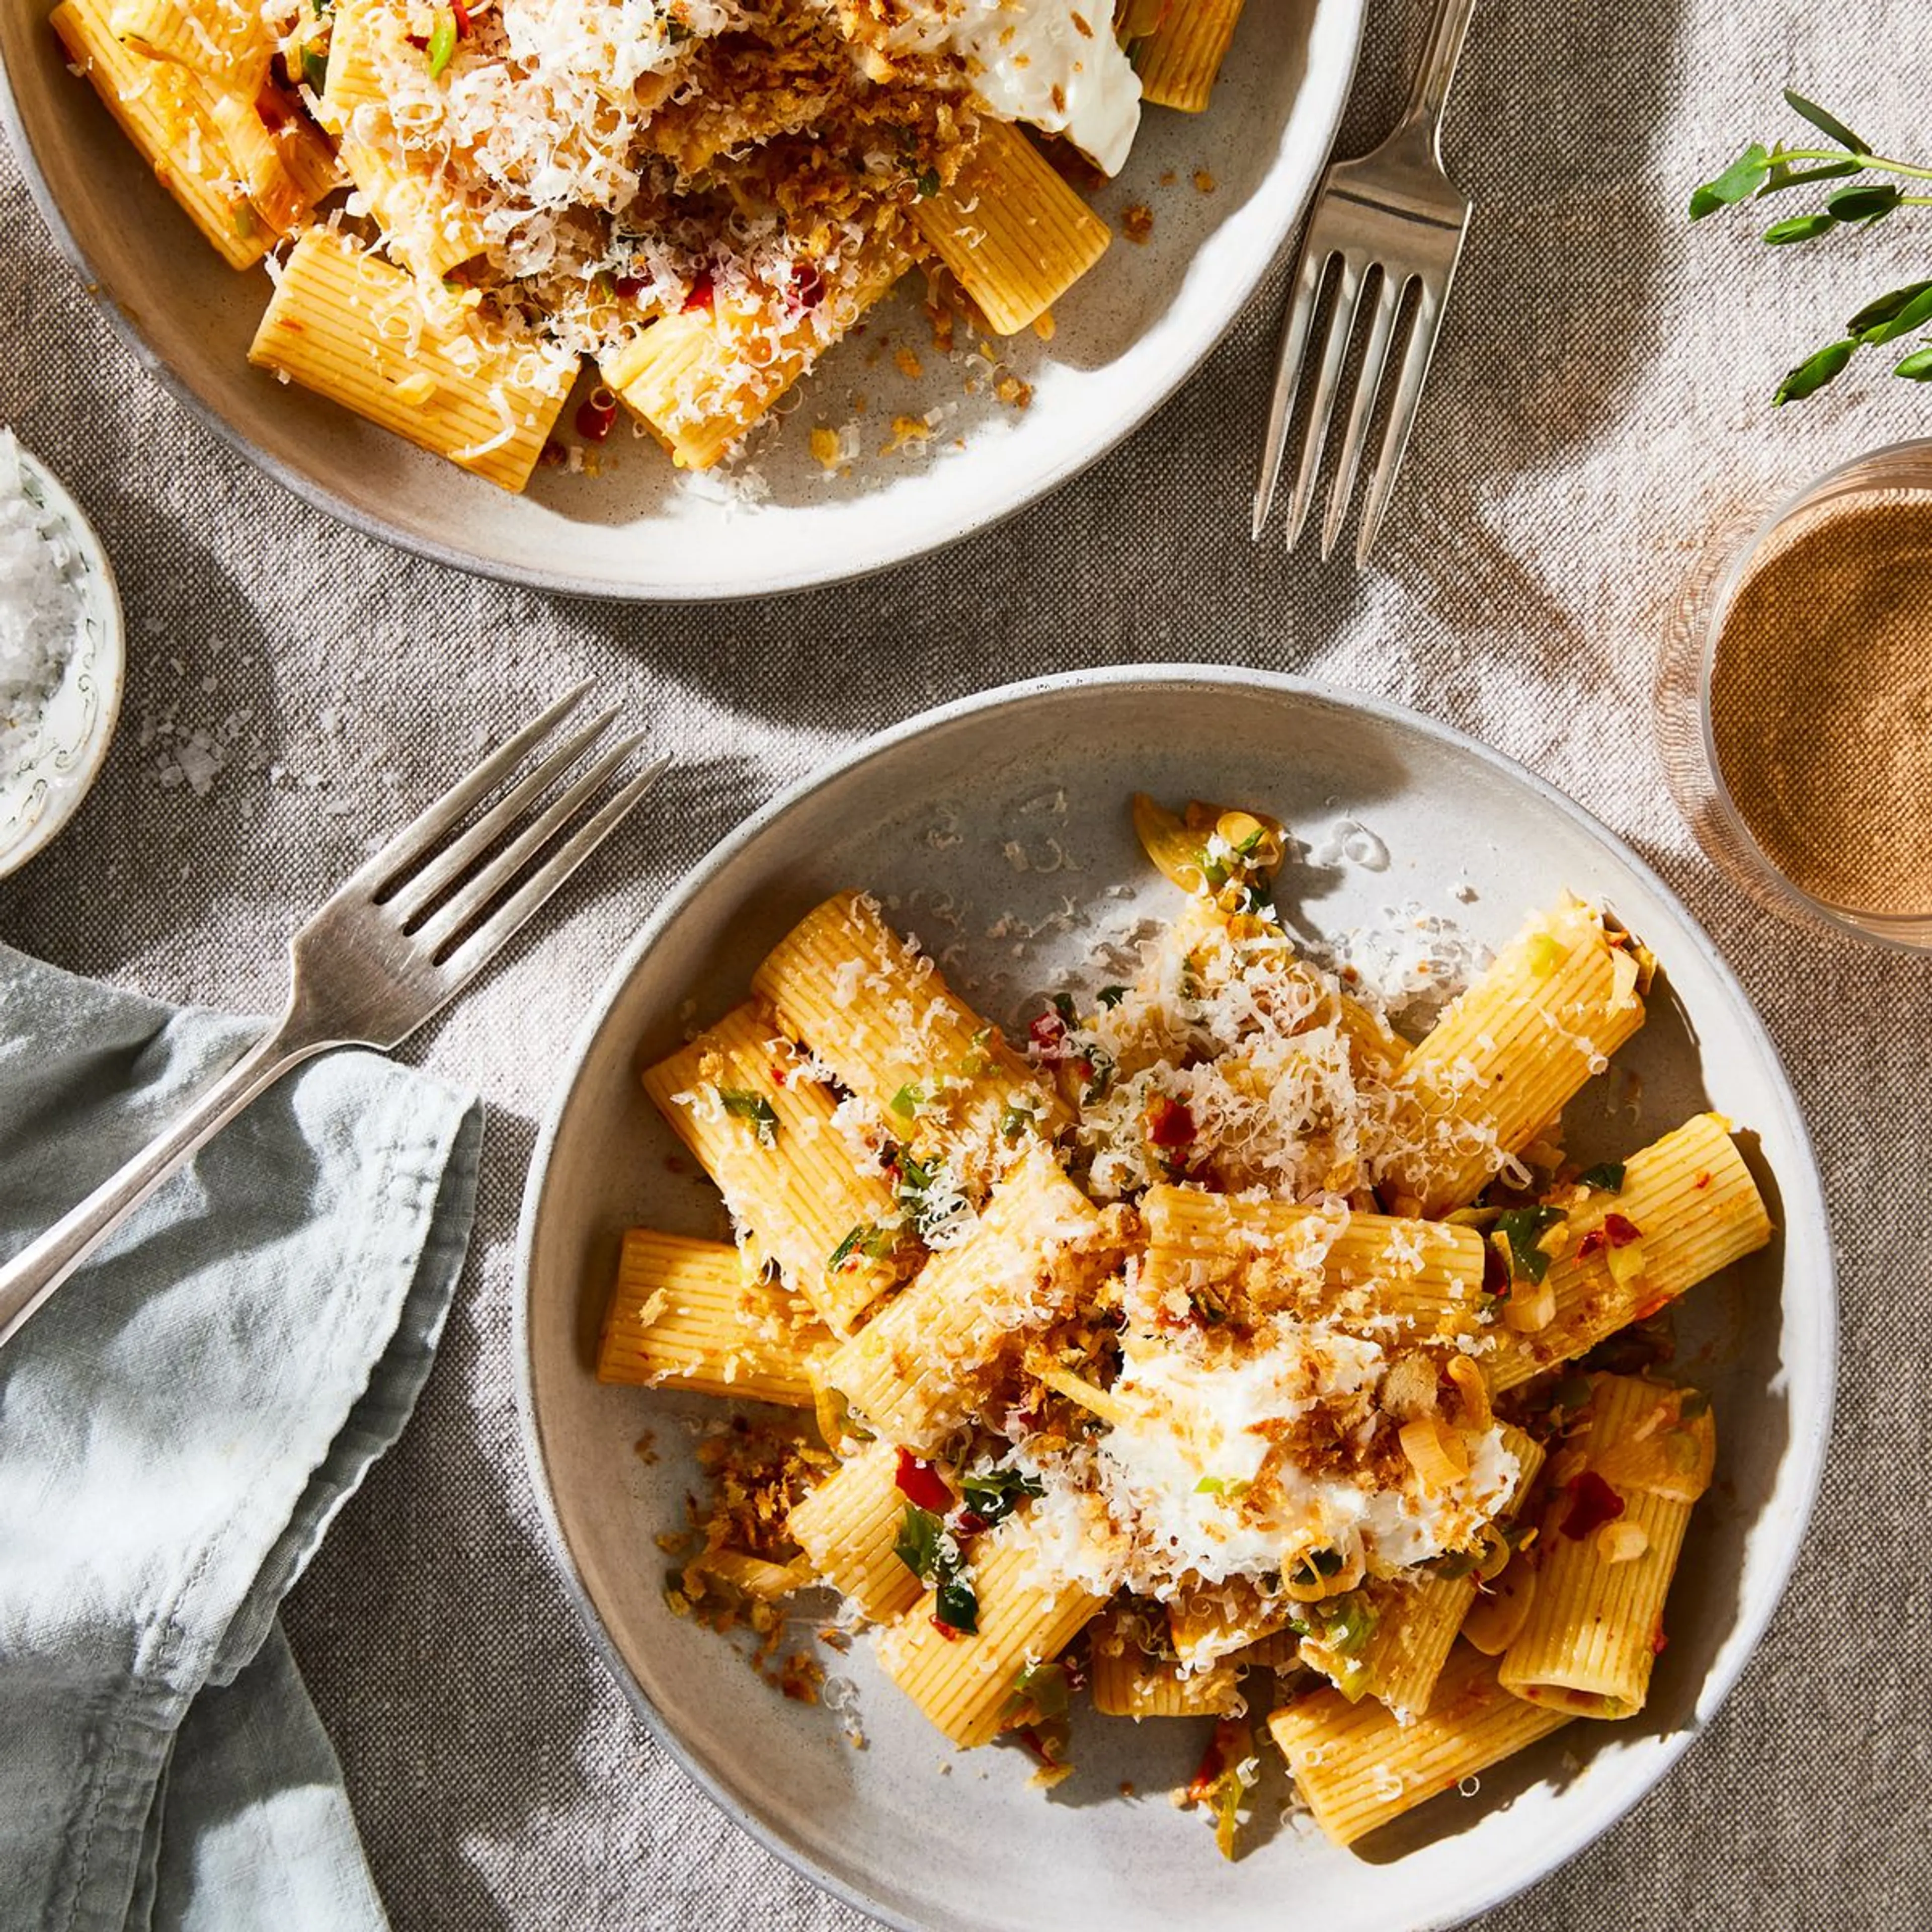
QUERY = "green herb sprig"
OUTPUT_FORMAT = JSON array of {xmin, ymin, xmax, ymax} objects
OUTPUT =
[{"xmin": 1693, "ymin": 89, "xmax": 1932, "ymax": 403}]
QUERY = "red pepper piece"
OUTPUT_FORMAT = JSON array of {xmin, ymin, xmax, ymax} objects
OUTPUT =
[
  {"xmin": 574, "ymin": 385, "xmax": 617, "ymax": 443},
  {"xmin": 682, "ymin": 271, "xmax": 714, "ymax": 313},
  {"xmin": 1560, "ymin": 1469, "xmax": 1625, "ymax": 1540},
  {"xmin": 1147, "ymin": 1095, "xmax": 1195, "ymax": 1148},
  {"xmin": 895, "ymin": 1449, "xmax": 951, "ymax": 1515},
  {"xmin": 1603, "ymin": 1212, "xmax": 1643, "ymax": 1248}
]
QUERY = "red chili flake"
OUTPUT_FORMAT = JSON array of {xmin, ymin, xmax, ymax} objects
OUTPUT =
[
  {"xmin": 450, "ymin": 0, "xmax": 471, "ymax": 32},
  {"xmin": 952, "ymin": 1509, "xmax": 989, "ymax": 1539},
  {"xmin": 1186, "ymin": 1720, "xmax": 1240, "ymax": 1803},
  {"xmin": 1481, "ymin": 1239, "xmax": 1509, "ymax": 1296},
  {"xmin": 1651, "ymin": 1621, "xmax": 1669, "ymax": 1656},
  {"xmin": 575, "ymin": 385, "xmax": 617, "ymax": 443},
  {"xmin": 1028, "ymin": 1011, "xmax": 1067, "ymax": 1061},
  {"xmin": 788, "ymin": 262, "xmax": 826, "ymax": 313},
  {"xmin": 1632, "ymin": 1294, "xmax": 1670, "ymax": 1322},
  {"xmin": 682, "ymin": 271, "xmax": 714, "ymax": 313},
  {"xmin": 1577, "ymin": 1228, "xmax": 1608, "ymax": 1259},
  {"xmin": 1014, "ymin": 1725, "xmax": 1056, "ymax": 1767},
  {"xmin": 613, "ymin": 272, "xmax": 646, "ymax": 299},
  {"xmin": 928, "ymin": 1617, "xmax": 958, "ymax": 1642},
  {"xmin": 894, "ymin": 1449, "xmax": 951, "ymax": 1515},
  {"xmin": 1560, "ymin": 1470, "xmax": 1626, "ymax": 1541},
  {"xmin": 1693, "ymin": 1171, "xmax": 1712, "ymax": 1190},
  {"xmin": 1146, "ymin": 1095, "xmax": 1195, "ymax": 1148},
  {"xmin": 769, "ymin": 1062, "xmax": 789, "ymax": 1087},
  {"xmin": 1603, "ymin": 1212, "xmax": 1643, "ymax": 1248}
]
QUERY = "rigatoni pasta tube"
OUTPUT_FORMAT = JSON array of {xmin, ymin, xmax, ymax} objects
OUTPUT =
[
  {"xmin": 875, "ymin": 1518, "xmax": 1106, "ymax": 1748},
  {"xmin": 596, "ymin": 1228, "xmax": 824, "ymax": 1408},
  {"xmin": 247, "ymin": 232, "xmax": 573, "ymax": 492},
  {"xmin": 1381, "ymin": 895, "xmax": 1648, "ymax": 1216},
  {"xmin": 639, "ymin": 1003, "xmax": 904, "ymax": 1334},
  {"xmin": 1499, "ymin": 1375, "xmax": 1714, "ymax": 1719},
  {"xmin": 787, "ymin": 1439, "xmax": 924, "ymax": 1623},
  {"xmin": 1270, "ymin": 1641, "xmax": 1573, "ymax": 1848},
  {"xmin": 109, "ymin": 0, "xmax": 270, "ymax": 88},
  {"xmin": 1487, "ymin": 1113, "xmax": 1770, "ymax": 1392},
  {"xmin": 1140, "ymin": 1185, "xmax": 1488, "ymax": 1347},
  {"xmin": 601, "ymin": 221, "xmax": 911, "ymax": 471},
  {"xmin": 1089, "ymin": 1607, "xmax": 1241, "ymax": 1718},
  {"xmin": 321, "ymin": 0, "xmax": 486, "ymax": 278},
  {"xmin": 1131, "ymin": 0, "xmax": 1246, "ymax": 112},
  {"xmin": 52, "ymin": 0, "xmax": 265, "ymax": 270},
  {"xmin": 911, "ymin": 119, "xmax": 1110, "ymax": 337},
  {"xmin": 823, "ymin": 1146, "xmax": 1105, "ymax": 1450},
  {"xmin": 751, "ymin": 890, "xmax": 1070, "ymax": 1159}
]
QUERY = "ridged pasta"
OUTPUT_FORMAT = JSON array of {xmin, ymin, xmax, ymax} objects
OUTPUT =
[
  {"xmin": 1140, "ymin": 1185, "xmax": 1489, "ymax": 1347},
  {"xmin": 596, "ymin": 1227, "xmax": 825, "ymax": 1408},
  {"xmin": 1131, "ymin": 0, "xmax": 1247, "ymax": 112},
  {"xmin": 1168, "ymin": 1575, "xmax": 1290, "ymax": 1670},
  {"xmin": 911, "ymin": 118, "xmax": 1110, "ymax": 337},
  {"xmin": 1487, "ymin": 1113, "xmax": 1772, "ymax": 1392},
  {"xmin": 1381, "ymin": 896, "xmax": 1648, "ymax": 1216},
  {"xmin": 53, "ymin": 0, "xmax": 265, "ymax": 269},
  {"xmin": 1269, "ymin": 1641, "xmax": 1573, "ymax": 1847},
  {"xmin": 751, "ymin": 890, "xmax": 1070, "ymax": 1160},
  {"xmin": 1499, "ymin": 1374, "xmax": 1714, "ymax": 1719},
  {"xmin": 600, "ymin": 221, "xmax": 912, "ymax": 471},
  {"xmin": 639, "ymin": 1002, "xmax": 905, "ymax": 1335},
  {"xmin": 823, "ymin": 1145, "xmax": 1107, "ymax": 1450},
  {"xmin": 248, "ymin": 230, "xmax": 574, "ymax": 491},
  {"xmin": 321, "ymin": 0, "xmax": 486, "ymax": 278},
  {"xmin": 787, "ymin": 1439, "xmax": 925, "ymax": 1623},
  {"xmin": 875, "ymin": 1519, "xmax": 1107, "ymax": 1748},
  {"xmin": 109, "ymin": 0, "xmax": 269, "ymax": 86},
  {"xmin": 1090, "ymin": 1606, "xmax": 1242, "ymax": 1718}
]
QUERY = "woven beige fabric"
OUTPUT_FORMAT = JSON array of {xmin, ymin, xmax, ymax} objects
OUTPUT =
[{"xmin": 4, "ymin": 2, "xmax": 1929, "ymax": 1926}]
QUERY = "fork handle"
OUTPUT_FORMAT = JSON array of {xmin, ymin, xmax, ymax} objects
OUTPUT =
[
  {"xmin": 0, "ymin": 1006, "xmax": 333, "ymax": 1354},
  {"xmin": 1396, "ymin": 0, "xmax": 1478, "ymax": 155}
]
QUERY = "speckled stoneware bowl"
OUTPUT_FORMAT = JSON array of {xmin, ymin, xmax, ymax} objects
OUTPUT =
[
  {"xmin": 0, "ymin": 444, "xmax": 124, "ymax": 879},
  {"xmin": 1, "ymin": 5, "xmax": 1363, "ymax": 599},
  {"xmin": 516, "ymin": 667, "xmax": 1832, "ymax": 1932}
]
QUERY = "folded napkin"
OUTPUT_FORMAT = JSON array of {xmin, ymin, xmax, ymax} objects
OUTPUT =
[{"xmin": 0, "ymin": 946, "xmax": 482, "ymax": 1932}]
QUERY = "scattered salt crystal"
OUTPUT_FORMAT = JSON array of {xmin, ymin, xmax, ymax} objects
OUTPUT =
[{"xmin": 0, "ymin": 430, "xmax": 87, "ymax": 782}]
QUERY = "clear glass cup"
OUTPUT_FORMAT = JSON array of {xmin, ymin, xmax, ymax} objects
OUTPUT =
[{"xmin": 1658, "ymin": 439, "xmax": 1932, "ymax": 950}]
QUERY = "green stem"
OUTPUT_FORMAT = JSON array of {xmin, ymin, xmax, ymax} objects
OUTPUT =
[{"xmin": 1778, "ymin": 144, "xmax": 1932, "ymax": 183}]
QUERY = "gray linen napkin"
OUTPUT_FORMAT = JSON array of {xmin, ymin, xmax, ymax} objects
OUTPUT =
[{"xmin": 0, "ymin": 945, "xmax": 482, "ymax": 1932}]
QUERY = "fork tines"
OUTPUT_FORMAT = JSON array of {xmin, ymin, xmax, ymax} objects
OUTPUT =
[
  {"xmin": 1252, "ymin": 150, "xmax": 1473, "ymax": 568},
  {"xmin": 343, "ymin": 681, "xmax": 668, "ymax": 988}
]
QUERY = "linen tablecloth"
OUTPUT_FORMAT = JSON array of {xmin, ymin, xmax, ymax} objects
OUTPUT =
[{"xmin": 4, "ymin": 2, "xmax": 1927, "ymax": 1925}]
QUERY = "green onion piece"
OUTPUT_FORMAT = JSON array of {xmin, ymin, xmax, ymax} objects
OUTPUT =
[
  {"xmin": 888, "ymin": 1082, "xmax": 924, "ymax": 1118},
  {"xmin": 934, "ymin": 1576, "xmax": 979, "ymax": 1634},
  {"xmin": 718, "ymin": 1088, "xmax": 778, "ymax": 1146},
  {"xmin": 1494, "ymin": 1205, "xmax": 1566, "ymax": 1284},
  {"xmin": 1097, "ymin": 985, "xmax": 1128, "ymax": 1009},
  {"xmin": 1578, "ymin": 1161, "xmax": 1626, "ymax": 1193},
  {"xmin": 299, "ymin": 45, "xmax": 328, "ymax": 92},
  {"xmin": 426, "ymin": 6, "xmax": 456, "ymax": 76},
  {"xmin": 959, "ymin": 1465, "xmax": 1043, "ymax": 1525},
  {"xmin": 891, "ymin": 1502, "xmax": 941, "ymax": 1580}
]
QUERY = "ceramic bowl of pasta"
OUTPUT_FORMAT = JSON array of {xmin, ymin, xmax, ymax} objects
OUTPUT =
[
  {"xmin": 516, "ymin": 666, "xmax": 1832, "ymax": 1931},
  {"xmin": 2, "ymin": 0, "xmax": 1362, "ymax": 598}
]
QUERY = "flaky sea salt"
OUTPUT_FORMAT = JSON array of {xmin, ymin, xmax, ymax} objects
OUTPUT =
[{"xmin": 0, "ymin": 430, "xmax": 86, "ymax": 781}]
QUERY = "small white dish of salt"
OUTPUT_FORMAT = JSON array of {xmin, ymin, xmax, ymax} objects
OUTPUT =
[{"xmin": 1, "ymin": 431, "xmax": 124, "ymax": 877}]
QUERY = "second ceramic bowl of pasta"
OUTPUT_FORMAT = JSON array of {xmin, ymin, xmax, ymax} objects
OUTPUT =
[
  {"xmin": 1, "ymin": 4, "xmax": 1364, "ymax": 599},
  {"xmin": 515, "ymin": 665, "xmax": 1832, "ymax": 1932}
]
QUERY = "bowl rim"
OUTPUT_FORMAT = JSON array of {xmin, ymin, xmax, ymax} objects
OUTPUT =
[
  {"xmin": 0, "ymin": 12, "xmax": 1367, "ymax": 603},
  {"xmin": 0, "ymin": 439, "xmax": 127, "ymax": 879},
  {"xmin": 512, "ymin": 662, "xmax": 1837, "ymax": 1929}
]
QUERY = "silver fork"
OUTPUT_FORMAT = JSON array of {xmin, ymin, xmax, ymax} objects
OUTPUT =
[
  {"xmin": 0, "ymin": 684, "xmax": 667, "ymax": 1353},
  {"xmin": 1252, "ymin": 0, "xmax": 1477, "ymax": 564}
]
